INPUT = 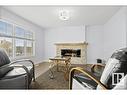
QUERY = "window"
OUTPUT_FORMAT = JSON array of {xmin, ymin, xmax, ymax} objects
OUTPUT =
[
  {"xmin": 15, "ymin": 39, "xmax": 25, "ymax": 56},
  {"xmin": 0, "ymin": 20, "xmax": 35, "ymax": 58},
  {"xmin": 0, "ymin": 21, "xmax": 13, "ymax": 36},
  {"xmin": 15, "ymin": 27, "xmax": 25, "ymax": 38},
  {"xmin": 26, "ymin": 41, "xmax": 33, "ymax": 56},
  {"xmin": 0, "ymin": 37, "xmax": 13, "ymax": 57},
  {"xmin": 26, "ymin": 31, "xmax": 33, "ymax": 39},
  {"xmin": 0, "ymin": 21, "xmax": 13, "ymax": 57}
]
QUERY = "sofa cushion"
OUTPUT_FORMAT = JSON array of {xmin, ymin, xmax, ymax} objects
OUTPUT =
[
  {"xmin": 97, "ymin": 48, "xmax": 127, "ymax": 89},
  {"xmin": 0, "ymin": 66, "xmax": 14, "ymax": 78},
  {"xmin": 0, "ymin": 49, "xmax": 11, "ymax": 67},
  {"xmin": 97, "ymin": 58, "xmax": 119, "ymax": 89}
]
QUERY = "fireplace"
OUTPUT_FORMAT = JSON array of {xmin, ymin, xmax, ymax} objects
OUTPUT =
[
  {"xmin": 61, "ymin": 49, "xmax": 81, "ymax": 57},
  {"xmin": 55, "ymin": 42, "xmax": 88, "ymax": 64}
]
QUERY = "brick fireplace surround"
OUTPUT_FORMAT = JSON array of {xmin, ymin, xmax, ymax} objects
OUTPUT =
[{"xmin": 55, "ymin": 42, "xmax": 88, "ymax": 64}]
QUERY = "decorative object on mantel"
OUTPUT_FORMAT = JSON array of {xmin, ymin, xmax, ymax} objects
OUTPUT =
[{"xmin": 55, "ymin": 42, "xmax": 88, "ymax": 64}]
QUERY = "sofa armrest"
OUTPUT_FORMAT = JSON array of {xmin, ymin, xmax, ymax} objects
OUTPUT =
[
  {"xmin": 10, "ymin": 59, "xmax": 35, "ymax": 81},
  {"xmin": 91, "ymin": 63, "xmax": 105, "ymax": 73},
  {"xmin": 0, "ymin": 65, "xmax": 30, "ymax": 88},
  {"xmin": 10, "ymin": 59, "xmax": 34, "ymax": 67}
]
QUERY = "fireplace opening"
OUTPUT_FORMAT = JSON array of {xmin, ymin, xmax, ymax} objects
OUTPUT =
[{"xmin": 61, "ymin": 49, "xmax": 81, "ymax": 57}]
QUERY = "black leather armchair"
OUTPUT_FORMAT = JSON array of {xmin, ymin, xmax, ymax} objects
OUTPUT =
[
  {"xmin": 0, "ymin": 49, "xmax": 35, "ymax": 89},
  {"xmin": 69, "ymin": 48, "xmax": 127, "ymax": 90}
]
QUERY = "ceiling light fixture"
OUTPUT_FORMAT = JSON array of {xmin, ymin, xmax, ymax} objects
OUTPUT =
[{"xmin": 59, "ymin": 10, "xmax": 70, "ymax": 21}]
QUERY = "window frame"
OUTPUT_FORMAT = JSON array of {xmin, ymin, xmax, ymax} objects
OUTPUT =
[{"xmin": 0, "ymin": 19, "xmax": 35, "ymax": 60}]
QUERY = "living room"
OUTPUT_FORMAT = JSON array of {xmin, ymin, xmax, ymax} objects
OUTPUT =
[{"xmin": 0, "ymin": 5, "xmax": 127, "ymax": 90}]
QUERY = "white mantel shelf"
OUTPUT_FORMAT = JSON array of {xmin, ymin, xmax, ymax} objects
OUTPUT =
[{"xmin": 55, "ymin": 42, "xmax": 88, "ymax": 46}]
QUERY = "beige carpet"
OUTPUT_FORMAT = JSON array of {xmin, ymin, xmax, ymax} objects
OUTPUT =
[
  {"xmin": 31, "ymin": 64, "xmax": 95, "ymax": 89},
  {"xmin": 31, "ymin": 66, "xmax": 69, "ymax": 89}
]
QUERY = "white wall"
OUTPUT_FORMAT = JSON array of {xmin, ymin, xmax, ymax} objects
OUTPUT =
[
  {"xmin": 1, "ymin": 7, "xmax": 126, "ymax": 64},
  {"xmin": 86, "ymin": 25, "xmax": 104, "ymax": 64},
  {"xmin": 103, "ymin": 7, "xmax": 127, "ymax": 60},
  {"xmin": 86, "ymin": 7, "xmax": 127, "ymax": 63},
  {"xmin": 0, "ymin": 8, "xmax": 45, "ymax": 64},
  {"xmin": 44, "ymin": 26, "xmax": 86, "ymax": 60}
]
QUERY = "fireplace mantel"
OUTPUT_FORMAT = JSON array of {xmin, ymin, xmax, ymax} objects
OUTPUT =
[
  {"xmin": 55, "ymin": 42, "xmax": 88, "ymax": 46},
  {"xmin": 55, "ymin": 42, "xmax": 88, "ymax": 64}
]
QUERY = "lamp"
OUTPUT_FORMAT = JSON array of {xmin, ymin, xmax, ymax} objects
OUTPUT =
[{"xmin": 59, "ymin": 10, "xmax": 70, "ymax": 21}]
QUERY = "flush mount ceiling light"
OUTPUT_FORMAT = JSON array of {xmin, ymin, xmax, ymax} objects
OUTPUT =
[{"xmin": 59, "ymin": 10, "xmax": 70, "ymax": 21}]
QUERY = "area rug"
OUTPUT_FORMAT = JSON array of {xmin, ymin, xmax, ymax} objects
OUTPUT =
[
  {"xmin": 31, "ymin": 64, "xmax": 93, "ymax": 89},
  {"xmin": 31, "ymin": 66, "xmax": 69, "ymax": 89}
]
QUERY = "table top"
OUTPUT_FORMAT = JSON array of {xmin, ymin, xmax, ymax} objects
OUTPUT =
[{"xmin": 49, "ymin": 57, "xmax": 71, "ymax": 61}]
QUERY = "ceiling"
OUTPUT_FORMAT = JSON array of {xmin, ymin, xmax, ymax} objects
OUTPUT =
[{"xmin": 3, "ymin": 6, "xmax": 121, "ymax": 29}]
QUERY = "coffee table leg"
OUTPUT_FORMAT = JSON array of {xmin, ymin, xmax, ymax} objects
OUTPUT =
[
  {"xmin": 56, "ymin": 60, "xmax": 59, "ymax": 72},
  {"xmin": 64, "ymin": 62, "xmax": 69, "ymax": 81},
  {"xmin": 57, "ymin": 63, "xmax": 58, "ymax": 71}
]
